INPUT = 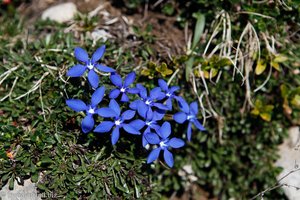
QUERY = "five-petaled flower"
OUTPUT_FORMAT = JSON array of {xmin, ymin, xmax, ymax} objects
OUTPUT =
[
  {"xmin": 109, "ymin": 72, "xmax": 139, "ymax": 102},
  {"xmin": 67, "ymin": 46, "xmax": 115, "ymax": 88},
  {"xmin": 130, "ymin": 84, "xmax": 168, "ymax": 118},
  {"xmin": 158, "ymin": 79, "xmax": 180, "ymax": 110},
  {"xmin": 94, "ymin": 99, "xmax": 140, "ymax": 145},
  {"xmin": 129, "ymin": 109, "xmax": 164, "ymax": 147},
  {"xmin": 173, "ymin": 98, "xmax": 205, "ymax": 141},
  {"xmin": 66, "ymin": 86, "xmax": 105, "ymax": 133},
  {"xmin": 145, "ymin": 122, "xmax": 185, "ymax": 167}
]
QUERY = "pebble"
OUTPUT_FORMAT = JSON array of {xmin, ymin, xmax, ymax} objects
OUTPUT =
[
  {"xmin": 41, "ymin": 3, "xmax": 77, "ymax": 23},
  {"xmin": 275, "ymin": 126, "xmax": 300, "ymax": 200}
]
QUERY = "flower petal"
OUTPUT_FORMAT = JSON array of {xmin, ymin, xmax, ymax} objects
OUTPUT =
[
  {"xmin": 129, "ymin": 100, "xmax": 141, "ymax": 110},
  {"xmin": 110, "ymin": 74, "xmax": 122, "ymax": 87},
  {"xmin": 109, "ymin": 99, "xmax": 120, "ymax": 116},
  {"xmin": 94, "ymin": 121, "xmax": 114, "ymax": 133},
  {"xmin": 123, "ymin": 124, "xmax": 140, "ymax": 135},
  {"xmin": 166, "ymin": 98, "xmax": 173, "ymax": 110},
  {"xmin": 163, "ymin": 149, "xmax": 174, "ymax": 168},
  {"xmin": 150, "ymin": 87, "xmax": 162, "ymax": 99},
  {"xmin": 145, "ymin": 132, "xmax": 160, "ymax": 144},
  {"xmin": 88, "ymin": 70, "xmax": 99, "ymax": 88},
  {"xmin": 173, "ymin": 112, "xmax": 187, "ymax": 124},
  {"xmin": 177, "ymin": 97, "xmax": 189, "ymax": 113},
  {"xmin": 167, "ymin": 138, "xmax": 185, "ymax": 148},
  {"xmin": 66, "ymin": 99, "xmax": 87, "ymax": 112},
  {"xmin": 153, "ymin": 103, "xmax": 168, "ymax": 110},
  {"xmin": 190, "ymin": 101, "xmax": 198, "ymax": 115},
  {"xmin": 146, "ymin": 109, "xmax": 154, "ymax": 120},
  {"xmin": 121, "ymin": 110, "xmax": 136, "ymax": 120},
  {"xmin": 66, "ymin": 64, "xmax": 87, "ymax": 77},
  {"xmin": 193, "ymin": 119, "xmax": 205, "ymax": 131},
  {"xmin": 91, "ymin": 86, "xmax": 105, "ymax": 106},
  {"xmin": 127, "ymin": 88, "xmax": 139, "ymax": 94},
  {"xmin": 147, "ymin": 148, "xmax": 161, "ymax": 164},
  {"xmin": 136, "ymin": 84, "xmax": 147, "ymax": 99},
  {"xmin": 142, "ymin": 135, "xmax": 148, "ymax": 147},
  {"xmin": 96, "ymin": 64, "xmax": 115, "ymax": 73},
  {"xmin": 97, "ymin": 108, "xmax": 117, "ymax": 118},
  {"xmin": 158, "ymin": 79, "xmax": 168, "ymax": 91},
  {"xmin": 124, "ymin": 72, "xmax": 136, "ymax": 87},
  {"xmin": 153, "ymin": 110, "xmax": 165, "ymax": 121},
  {"xmin": 81, "ymin": 114, "xmax": 94, "ymax": 133},
  {"xmin": 129, "ymin": 119, "xmax": 145, "ymax": 130},
  {"xmin": 109, "ymin": 89, "xmax": 120, "ymax": 99},
  {"xmin": 187, "ymin": 122, "xmax": 192, "ymax": 141},
  {"xmin": 137, "ymin": 101, "xmax": 148, "ymax": 118},
  {"xmin": 111, "ymin": 127, "xmax": 120, "ymax": 145},
  {"xmin": 74, "ymin": 47, "xmax": 89, "ymax": 63},
  {"xmin": 159, "ymin": 122, "xmax": 171, "ymax": 139},
  {"xmin": 91, "ymin": 45, "xmax": 105, "ymax": 64},
  {"xmin": 120, "ymin": 93, "xmax": 129, "ymax": 102},
  {"xmin": 169, "ymin": 86, "xmax": 180, "ymax": 93}
]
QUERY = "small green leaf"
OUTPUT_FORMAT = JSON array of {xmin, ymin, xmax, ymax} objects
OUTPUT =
[{"xmin": 255, "ymin": 60, "xmax": 267, "ymax": 75}]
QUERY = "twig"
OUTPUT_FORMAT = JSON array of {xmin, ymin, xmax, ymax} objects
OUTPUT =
[
  {"xmin": 0, "ymin": 76, "xmax": 19, "ymax": 102},
  {"xmin": 14, "ymin": 72, "xmax": 49, "ymax": 100}
]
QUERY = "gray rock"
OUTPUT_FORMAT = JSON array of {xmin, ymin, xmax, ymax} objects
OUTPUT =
[
  {"xmin": 0, "ymin": 179, "xmax": 40, "ymax": 200},
  {"xmin": 42, "ymin": 3, "xmax": 77, "ymax": 23},
  {"xmin": 275, "ymin": 126, "xmax": 300, "ymax": 200}
]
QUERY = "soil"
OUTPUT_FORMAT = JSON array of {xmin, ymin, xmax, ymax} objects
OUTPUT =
[{"xmin": 16, "ymin": 0, "xmax": 187, "ymax": 59}]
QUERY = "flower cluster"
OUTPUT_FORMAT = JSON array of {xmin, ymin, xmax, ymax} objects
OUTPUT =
[{"xmin": 66, "ymin": 46, "xmax": 205, "ymax": 167}]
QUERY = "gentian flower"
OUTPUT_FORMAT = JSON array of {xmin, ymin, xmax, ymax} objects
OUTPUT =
[
  {"xmin": 109, "ymin": 72, "xmax": 139, "ymax": 102},
  {"xmin": 66, "ymin": 86, "xmax": 105, "ymax": 133},
  {"xmin": 173, "ymin": 98, "xmax": 205, "ymax": 141},
  {"xmin": 66, "ymin": 46, "xmax": 115, "ymax": 88},
  {"xmin": 130, "ymin": 84, "xmax": 168, "ymax": 117},
  {"xmin": 145, "ymin": 122, "xmax": 185, "ymax": 167},
  {"xmin": 94, "ymin": 99, "xmax": 140, "ymax": 145},
  {"xmin": 158, "ymin": 79, "xmax": 180, "ymax": 110},
  {"xmin": 129, "ymin": 109, "xmax": 164, "ymax": 147}
]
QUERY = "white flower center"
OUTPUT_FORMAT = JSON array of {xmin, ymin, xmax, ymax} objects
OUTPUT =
[
  {"xmin": 187, "ymin": 115, "xmax": 194, "ymax": 120},
  {"xmin": 166, "ymin": 93, "xmax": 171, "ymax": 97},
  {"xmin": 120, "ymin": 87, "xmax": 126, "ymax": 93},
  {"xmin": 159, "ymin": 141, "xmax": 168, "ymax": 148},
  {"xmin": 145, "ymin": 100, "xmax": 152, "ymax": 105},
  {"xmin": 88, "ymin": 107, "xmax": 95, "ymax": 114},
  {"xmin": 146, "ymin": 121, "xmax": 152, "ymax": 126},
  {"xmin": 115, "ymin": 119, "xmax": 121, "ymax": 126},
  {"xmin": 87, "ymin": 63, "xmax": 94, "ymax": 70}
]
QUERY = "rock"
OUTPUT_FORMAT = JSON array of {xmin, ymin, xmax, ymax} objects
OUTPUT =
[
  {"xmin": 41, "ymin": 3, "xmax": 77, "ymax": 23},
  {"xmin": 275, "ymin": 126, "xmax": 300, "ymax": 200},
  {"xmin": 0, "ymin": 179, "xmax": 40, "ymax": 200}
]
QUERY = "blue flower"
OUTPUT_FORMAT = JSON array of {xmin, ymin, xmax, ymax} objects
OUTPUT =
[
  {"xmin": 94, "ymin": 99, "xmax": 140, "ymax": 145},
  {"xmin": 145, "ymin": 122, "xmax": 185, "ymax": 168},
  {"xmin": 129, "ymin": 109, "xmax": 164, "ymax": 147},
  {"xmin": 109, "ymin": 72, "xmax": 139, "ymax": 102},
  {"xmin": 158, "ymin": 79, "xmax": 180, "ymax": 110},
  {"xmin": 66, "ymin": 46, "xmax": 115, "ymax": 88},
  {"xmin": 130, "ymin": 84, "xmax": 168, "ymax": 117},
  {"xmin": 66, "ymin": 86, "xmax": 105, "ymax": 133},
  {"xmin": 173, "ymin": 98, "xmax": 205, "ymax": 141}
]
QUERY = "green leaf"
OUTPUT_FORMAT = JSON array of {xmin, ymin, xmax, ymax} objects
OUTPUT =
[
  {"xmin": 255, "ymin": 60, "xmax": 267, "ymax": 75},
  {"xmin": 260, "ymin": 112, "xmax": 271, "ymax": 122},
  {"xmin": 192, "ymin": 13, "xmax": 205, "ymax": 49},
  {"xmin": 274, "ymin": 54, "xmax": 288, "ymax": 63}
]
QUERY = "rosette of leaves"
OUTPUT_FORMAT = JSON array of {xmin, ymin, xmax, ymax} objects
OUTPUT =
[
  {"xmin": 141, "ymin": 62, "xmax": 173, "ymax": 79},
  {"xmin": 193, "ymin": 55, "xmax": 232, "ymax": 79},
  {"xmin": 251, "ymin": 99, "xmax": 274, "ymax": 122},
  {"xmin": 255, "ymin": 53, "xmax": 288, "ymax": 75}
]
